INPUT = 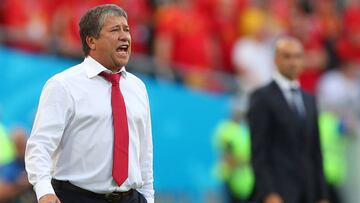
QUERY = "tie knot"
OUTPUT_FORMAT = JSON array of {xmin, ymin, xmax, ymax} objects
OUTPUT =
[{"xmin": 100, "ymin": 72, "xmax": 120, "ymax": 85}]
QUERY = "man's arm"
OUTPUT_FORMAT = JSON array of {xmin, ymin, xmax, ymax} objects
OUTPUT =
[
  {"xmin": 137, "ymin": 90, "xmax": 154, "ymax": 203},
  {"xmin": 247, "ymin": 91, "xmax": 278, "ymax": 201},
  {"xmin": 0, "ymin": 181, "xmax": 25, "ymax": 201},
  {"xmin": 25, "ymin": 78, "xmax": 73, "ymax": 201}
]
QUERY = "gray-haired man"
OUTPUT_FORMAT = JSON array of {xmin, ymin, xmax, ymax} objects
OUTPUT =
[{"xmin": 25, "ymin": 4, "xmax": 154, "ymax": 203}]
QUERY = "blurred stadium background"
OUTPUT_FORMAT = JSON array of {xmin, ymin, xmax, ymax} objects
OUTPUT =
[{"xmin": 0, "ymin": 0, "xmax": 360, "ymax": 202}]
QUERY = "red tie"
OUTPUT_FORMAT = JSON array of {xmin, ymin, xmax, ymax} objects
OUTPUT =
[{"xmin": 100, "ymin": 72, "xmax": 129, "ymax": 186}]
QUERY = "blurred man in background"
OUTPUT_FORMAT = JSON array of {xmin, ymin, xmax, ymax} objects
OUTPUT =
[
  {"xmin": 232, "ymin": 3, "xmax": 275, "ymax": 95},
  {"xmin": 153, "ymin": 0, "xmax": 218, "ymax": 89},
  {"xmin": 0, "ymin": 124, "xmax": 15, "ymax": 166},
  {"xmin": 0, "ymin": 128, "xmax": 36, "ymax": 203},
  {"xmin": 317, "ymin": 57, "xmax": 360, "ymax": 203},
  {"xmin": 213, "ymin": 100, "xmax": 254, "ymax": 203},
  {"xmin": 25, "ymin": 4, "xmax": 153, "ymax": 203},
  {"xmin": 248, "ymin": 37, "xmax": 328, "ymax": 203}
]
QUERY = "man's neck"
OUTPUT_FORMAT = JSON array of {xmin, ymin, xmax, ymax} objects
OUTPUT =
[
  {"xmin": 106, "ymin": 67, "xmax": 121, "ymax": 73},
  {"xmin": 273, "ymin": 71, "xmax": 299, "ymax": 90},
  {"xmin": 88, "ymin": 54, "xmax": 120, "ymax": 73}
]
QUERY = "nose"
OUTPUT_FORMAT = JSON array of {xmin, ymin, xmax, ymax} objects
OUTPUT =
[{"xmin": 118, "ymin": 30, "xmax": 131, "ymax": 42}]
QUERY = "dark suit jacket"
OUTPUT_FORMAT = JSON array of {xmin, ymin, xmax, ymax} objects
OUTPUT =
[{"xmin": 247, "ymin": 81, "xmax": 328, "ymax": 203}]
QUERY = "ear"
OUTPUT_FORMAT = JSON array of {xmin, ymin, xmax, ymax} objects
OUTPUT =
[{"xmin": 86, "ymin": 36, "xmax": 96, "ymax": 51}]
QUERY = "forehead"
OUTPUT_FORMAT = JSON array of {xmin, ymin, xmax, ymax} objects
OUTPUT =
[
  {"xmin": 277, "ymin": 42, "xmax": 303, "ymax": 54},
  {"xmin": 103, "ymin": 15, "xmax": 128, "ymax": 27}
]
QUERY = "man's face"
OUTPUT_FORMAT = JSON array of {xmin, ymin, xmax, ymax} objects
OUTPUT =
[
  {"xmin": 275, "ymin": 40, "xmax": 304, "ymax": 80},
  {"xmin": 90, "ymin": 15, "xmax": 131, "ymax": 70}
]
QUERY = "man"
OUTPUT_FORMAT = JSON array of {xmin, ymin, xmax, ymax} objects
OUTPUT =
[
  {"xmin": 0, "ymin": 124, "xmax": 15, "ymax": 165},
  {"xmin": 0, "ymin": 128, "xmax": 36, "ymax": 203},
  {"xmin": 247, "ymin": 37, "xmax": 328, "ymax": 203},
  {"xmin": 25, "ymin": 4, "xmax": 154, "ymax": 203},
  {"xmin": 213, "ymin": 101, "xmax": 254, "ymax": 203}
]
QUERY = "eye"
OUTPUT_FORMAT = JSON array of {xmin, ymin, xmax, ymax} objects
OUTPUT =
[{"xmin": 110, "ymin": 28, "xmax": 119, "ymax": 32}]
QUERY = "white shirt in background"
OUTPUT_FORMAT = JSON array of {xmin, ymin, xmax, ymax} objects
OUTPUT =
[{"xmin": 232, "ymin": 37, "xmax": 275, "ymax": 94}]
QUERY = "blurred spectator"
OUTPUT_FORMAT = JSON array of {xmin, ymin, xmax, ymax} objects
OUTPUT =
[
  {"xmin": 0, "ymin": 3, "xmax": 4, "ymax": 43},
  {"xmin": 318, "ymin": 112, "xmax": 347, "ymax": 203},
  {"xmin": 0, "ymin": 128, "xmax": 36, "ymax": 203},
  {"xmin": 213, "ymin": 98, "xmax": 254, "ymax": 203},
  {"xmin": 122, "ymin": 0, "xmax": 154, "ymax": 55},
  {"xmin": 317, "ymin": 60, "xmax": 360, "ymax": 135},
  {"xmin": 336, "ymin": 2, "xmax": 360, "ymax": 64},
  {"xmin": 0, "ymin": 124, "xmax": 15, "ymax": 166},
  {"xmin": 153, "ymin": 0, "xmax": 218, "ymax": 88},
  {"xmin": 2, "ymin": 0, "xmax": 51, "ymax": 52},
  {"xmin": 49, "ymin": 0, "xmax": 116, "ymax": 58},
  {"xmin": 232, "ymin": 5, "xmax": 275, "ymax": 94},
  {"xmin": 48, "ymin": 0, "xmax": 84, "ymax": 58},
  {"xmin": 265, "ymin": 0, "xmax": 293, "ymax": 31},
  {"xmin": 288, "ymin": 5, "xmax": 328, "ymax": 94},
  {"xmin": 313, "ymin": 0, "xmax": 342, "ymax": 70},
  {"xmin": 208, "ymin": 0, "xmax": 247, "ymax": 74},
  {"xmin": 317, "ymin": 59, "xmax": 360, "ymax": 203}
]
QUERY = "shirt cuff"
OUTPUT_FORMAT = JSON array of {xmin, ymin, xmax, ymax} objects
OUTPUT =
[
  {"xmin": 34, "ymin": 179, "xmax": 56, "ymax": 200},
  {"xmin": 145, "ymin": 197, "xmax": 154, "ymax": 203}
]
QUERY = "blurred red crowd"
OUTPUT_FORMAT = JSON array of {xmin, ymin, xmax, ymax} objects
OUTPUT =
[
  {"xmin": 0, "ymin": 0, "xmax": 360, "ymax": 93},
  {"xmin": 0, "ymin": 0, "xmax": 153, "ymax": 57}
]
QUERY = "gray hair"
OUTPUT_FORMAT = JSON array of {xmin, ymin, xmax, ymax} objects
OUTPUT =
[{"xmin": 79, "ymin": 4, "xmax": 128, "ymax": 56}]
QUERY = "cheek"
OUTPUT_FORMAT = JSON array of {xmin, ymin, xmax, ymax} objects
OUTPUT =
[
  {"xmin": 294, "ymin": 60, "xmax": 304, "ymax": 69},
  {"xmin": 293, "ymin": 65, "xmax": 303, "ymax": 76},
  {"xmin": 97, "ymin": 41, "xmax": 111, "ymax": 52},
  {"xmin": 297, "ymin": 65, "xmax": 304, "ymax": 73}
]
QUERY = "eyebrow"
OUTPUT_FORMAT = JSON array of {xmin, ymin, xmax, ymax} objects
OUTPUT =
[
  {"xmin": 109, "ymin": 24, "xmax": 129, "ymax": 29},
  {"xmin": 110, "ymin": 25, "xmax": 120, "ymax": 29}
]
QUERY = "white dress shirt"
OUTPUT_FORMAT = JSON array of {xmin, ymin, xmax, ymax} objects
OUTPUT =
[
  {"xmin": 273, "ymin": 71, "xmax": 305, "ymax": 116},
  {"xmin": 25, "ymin": 56, "xmax": 154, "ymax": 203}
]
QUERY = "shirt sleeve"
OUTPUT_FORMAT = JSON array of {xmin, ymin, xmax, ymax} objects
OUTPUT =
[
  {"xmin": 25, "ymin": 78, "xmax": 73, "ymax": 200},
  {"xmin": 137, "ymin": 89, "xmax": 154, "ymax": 203}
]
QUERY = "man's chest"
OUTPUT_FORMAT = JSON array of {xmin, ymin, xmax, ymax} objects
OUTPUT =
[{"xmin": 68, "ymin": 80, "xmax": 148, "ymax": 125}]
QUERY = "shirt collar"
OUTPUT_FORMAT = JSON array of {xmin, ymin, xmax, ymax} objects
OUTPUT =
[
  {"xmin": 83, "ymin": 56, "xmax": 127, "ymax": 79},
  {"xmin": 273, "ymin": 70, "xmax": 300, "ymax": 91}
]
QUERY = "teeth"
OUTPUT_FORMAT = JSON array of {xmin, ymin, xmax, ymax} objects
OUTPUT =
[{"xmin": 117, "ymin": 44, "xmax": 129, "ymax": 53}]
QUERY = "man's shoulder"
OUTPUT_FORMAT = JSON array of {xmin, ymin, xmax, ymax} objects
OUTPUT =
[
  {"xmin": 251, "ymin": 81, "xmax": 275, "ymax": 98},
  {"xmin": 42, "ymin": 63, "xmax": 85, "ymax": 93},
  {"xmin": 51, "ymin": 63, "xmax": 84, "ymax": 82}
]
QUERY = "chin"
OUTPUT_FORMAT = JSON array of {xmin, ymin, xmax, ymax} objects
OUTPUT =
[{"xmin": 116, "ymin": 59, "xmax": 129, "ymax": 68}]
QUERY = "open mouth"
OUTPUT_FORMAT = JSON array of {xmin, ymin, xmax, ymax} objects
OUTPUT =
[{"xmin": 116, "ymin": 44, "xmax": 129, "ymax": 54}]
